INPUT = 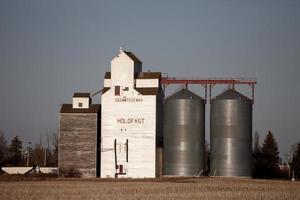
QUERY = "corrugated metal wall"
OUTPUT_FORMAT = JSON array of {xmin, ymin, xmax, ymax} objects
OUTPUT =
[
  {"xmin": 164, "ymin": 89, "xmax": 205, "ymax": 176},
  {"xmin": 210, "ymin": 89, "xmax": 252, "ymax": 177}
]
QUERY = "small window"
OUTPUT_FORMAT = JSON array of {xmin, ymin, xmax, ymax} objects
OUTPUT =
[
  {"xmin": 123, "ymin": 87, "xmax": 129, "ymax": 91},
  {"xmin": 115, "ymin": 86, "xmax": 120, "ymax": 96},
  {"xmin": 78, "ymin": 103, "xmax": 83, "ymax": 107}
]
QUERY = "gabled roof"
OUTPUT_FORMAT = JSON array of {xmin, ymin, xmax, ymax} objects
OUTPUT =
[
  {"xmin": 73, "ymin": 93, "xmax": 90, "ymax": 98},
  {"xmin": 136, "ymin": 72, "xmax": 161, "ymax": 79},
  {"xmin": 60, "ymin": 104, "xmax": 101, "ymax": 113},
  {"xmin": 102, "ymin": 87, "xmax": 110, "ymax": 94},
  {"xmin": 124, "ymin": 51, "xmax": 142, "ymax": 64}
]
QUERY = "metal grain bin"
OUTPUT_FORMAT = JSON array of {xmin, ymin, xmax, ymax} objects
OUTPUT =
[
  {"xmin": 164, "ymin": 89, "xmax": 205, "ymax": 176},
  {"xmin": 210, "ymin": 89, "xmax": 252, "ymax": 177}
]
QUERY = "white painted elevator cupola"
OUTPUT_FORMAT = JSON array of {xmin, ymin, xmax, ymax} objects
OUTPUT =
[
  {"xmin": 104, "ymin": 48, "xmax": 142, "ymax": 89},
  {"xmin": 72, "ymin": 93, "xmax": 91, "ymax": 109}
]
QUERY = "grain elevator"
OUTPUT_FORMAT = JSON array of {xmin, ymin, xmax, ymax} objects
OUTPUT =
[
  {"xmin": 58, "ymin": 49, "xmax": 256, "ymax": 178},
  {"xmin": 100, "ymin": 49, "xmax": 163, "ymax": 178}
]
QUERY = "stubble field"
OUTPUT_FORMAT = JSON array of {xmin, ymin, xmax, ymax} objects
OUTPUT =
[{"xmin": 0, "ymin": 177, "xmax": 299, "ymax": 200}]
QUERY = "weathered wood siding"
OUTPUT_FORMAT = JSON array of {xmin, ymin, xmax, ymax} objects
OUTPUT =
[{"xmin": 59, "ymin": 113, "xmax": 99, "ymax": 178}]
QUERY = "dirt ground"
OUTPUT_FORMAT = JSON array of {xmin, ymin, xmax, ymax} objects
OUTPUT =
[{"xmin": 0, "ymin": 176, "xmax": 299, "ymax": 200}]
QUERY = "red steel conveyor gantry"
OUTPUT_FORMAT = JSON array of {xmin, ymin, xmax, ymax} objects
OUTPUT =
[{"xmin": 160, "ymin": 77, "xmax": 257, "ymax": 104}]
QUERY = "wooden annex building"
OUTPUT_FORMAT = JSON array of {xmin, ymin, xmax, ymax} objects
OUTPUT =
[{"xmin": 59, "ymin": 93, "xmax": 101, "ymax": 178}]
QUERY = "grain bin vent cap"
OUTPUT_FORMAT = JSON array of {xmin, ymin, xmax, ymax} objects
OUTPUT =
[
  {"xmin": 167, "ymin": 88, "xmax": 204, "ymax": 100},
  {"xmin": 214, "ymin": 89, "xmax": 250, "ymax": 101}
]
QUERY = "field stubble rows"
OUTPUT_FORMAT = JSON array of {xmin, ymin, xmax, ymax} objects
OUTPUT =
[{"xmin": 0, "ymin": 177, "xmax": 299, "ymax": 200}]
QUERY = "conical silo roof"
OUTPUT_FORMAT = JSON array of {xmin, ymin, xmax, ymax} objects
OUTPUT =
[
  {"xmin": 167, "ymin": 88, "xmax": 204, "ymax": 100},
  {"xmin": 214, "ymin": 89, "xmax": 250, "ymax": 101}
]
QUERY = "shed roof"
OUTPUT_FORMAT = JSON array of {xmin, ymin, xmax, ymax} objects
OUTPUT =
[
  {"xmin": 136, "ymin": 72, "xmax": 161, "ymax": 79},
  {"xmin": 102, "ymin": 87, "xmax": 110, "ymax": 94},
  {"xmin": 135, "ymin": 87, "xmax": 158, "ymax": 95},
  {"xmin": 73, "ymin": 93, "xmax": 90, "ymax": 98},
  {"xmin": 60, "ymin": 104, "xmax": 100, "ymax": 113}
]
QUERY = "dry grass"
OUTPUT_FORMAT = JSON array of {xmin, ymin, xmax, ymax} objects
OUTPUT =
[{"xmin": 0, "ymin": 177, "xmax": 299, "ymax": 200}]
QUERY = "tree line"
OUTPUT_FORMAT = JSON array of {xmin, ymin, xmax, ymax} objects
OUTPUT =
[
  {"xmin": 1, "ymin": 129, "xmax": 300, "ymax": 180},
  {"xmin": 0, "ymin": 130, "xmax": 58, "ymax": 167},
  {"xmin": 252, "ymin": 130, "xmax": 300, "ymax": 179}
]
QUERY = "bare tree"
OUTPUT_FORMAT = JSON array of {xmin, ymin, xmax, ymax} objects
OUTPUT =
[
  {"xmin": 0, "ymin": 130, "xmax": 8, "ymax": 165},
  {"xmin": 253, "ymin": 131, "xmax": 260, "ymax": 153},
  {"xmin": 49, "ymin": 132, "xmax": 58, "ymax": 166},
  {"xmin": 291, "ymin": 142, "xmax": 300, "ymax": 179},
  {"xmin": 28, "ymin": 131, "xmax": 58, "ymax": 167},
  {"xmin": 31, "ymin": 143, "xmax": 44, "ymax": 166},
  {"xmin": 45, "ymin": 132, "xmax": 50, "ymax": 166}
]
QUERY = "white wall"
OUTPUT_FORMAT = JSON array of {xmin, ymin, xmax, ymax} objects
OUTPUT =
[
  {"xmin": 101, "ymin": 88, "xmax": 157, "ymax": 178},
  {"xmin": 72, "ymin": 97, "xmax": 90, "ymax": 108},
  {"xmin": 111, "ymin": 52, "xmax": 135, "ymax": 88},
  {"xmin": 136, "ymin": 79, "xmax": 159, "ymax": 88},
  {"xmin": 104, "ymin": 79, "xmax": 111, "ymax": 87}
]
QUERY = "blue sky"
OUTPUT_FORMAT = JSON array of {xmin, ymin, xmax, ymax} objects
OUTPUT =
[{"xmin": 0, "ymin": 0, "xmax": 299, "ymax": 159}]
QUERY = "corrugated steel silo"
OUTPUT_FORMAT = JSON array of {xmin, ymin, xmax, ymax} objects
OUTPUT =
[
  {"xmin": 210, "ymin": 89, "xmax": 252, "ymax": 177},
  {"xmin": 164, "ymin": 88, "xmax": 205, "ymax": 176}
]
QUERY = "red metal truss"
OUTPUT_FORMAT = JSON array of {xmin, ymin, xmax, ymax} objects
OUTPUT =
[
  {"xmin": 161, "ymin": 77, "xmax": 257, "ymax": 85},
  {"xmin": 160, "ymin": 77, "xmax": 257, "ymax": 104}
]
